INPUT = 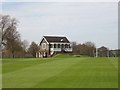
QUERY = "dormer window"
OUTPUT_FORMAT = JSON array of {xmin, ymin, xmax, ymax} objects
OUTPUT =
[{"xmin": 60, "ymin": 39, "xmax": 63, "ymax": 42}]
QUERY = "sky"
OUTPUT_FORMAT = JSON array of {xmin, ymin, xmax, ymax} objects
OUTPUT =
[
  {"xmin": 1, "ymin": 1, "xmax": 118, "ymax": 49},
  {"xmin": 1, "ymin": 0, "xmax": 119, "ymax": 2}
]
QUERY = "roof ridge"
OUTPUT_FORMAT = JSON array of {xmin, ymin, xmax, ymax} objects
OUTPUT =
[{"xmin": 44, "ymin": 36, "xmax": 66, "ymax": 37}]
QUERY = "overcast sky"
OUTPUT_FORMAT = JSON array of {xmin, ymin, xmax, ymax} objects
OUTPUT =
[{"xmin": 1, "ymin": 1, "xmax": 118, "ymax": 49}]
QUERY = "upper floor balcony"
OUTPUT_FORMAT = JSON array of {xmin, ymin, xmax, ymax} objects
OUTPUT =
[{"xmin": 50, "ymin": 48, "xmax": 72, "ymax": 52}]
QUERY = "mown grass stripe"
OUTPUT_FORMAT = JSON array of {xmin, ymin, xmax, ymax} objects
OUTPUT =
[
  {"xmin": 3, "ymin": 58, "xmax": 83, "ymax": 88},
  {"xmin": 2, "ymin": 57, "xmax": 118, "ymax": 88},
  {"xmin": 33, "ymin": 58, "xmax": 118, "ymax": 88}
]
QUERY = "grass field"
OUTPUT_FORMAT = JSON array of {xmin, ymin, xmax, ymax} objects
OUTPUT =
[{"xmin": 2, "ymin": 54, "xmax": 118, "ymax": 88}]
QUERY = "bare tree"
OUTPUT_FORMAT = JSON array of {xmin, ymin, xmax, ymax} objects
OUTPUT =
[
  {"xmin": 84, "ymin": 41, "xmax": 95, "ymax": 48},
  {"xmin": 0, "ymin": 15, "xmax": 19, "ymax": 44},
  {"xmin": 71, "ymin": 42, "xmax": 78, "ymax": 54},
  {"xmin": 84, "ymin": 42, "xmax": 96, "ymax": 56},
  {"xmin": 1, "ymin": 15, "xmax": 11, "ymax": 45},
  {"xmin": 28, "ymin": 42, "xmax": 39, "ymax": 58},
  {"xmin": 0, "ymin": 15, "xmax": 22, "ymax": 58},
  {"xmin": 22, "ymin": 40, "xmax": 29, "ymax": 57},
  {"xmin": 22, "ymin": 40, "xmax": 29, "ymax": 52},
  {"xmin": 71, "ymin": 41, "xmax": 96, "ymax": 56}
]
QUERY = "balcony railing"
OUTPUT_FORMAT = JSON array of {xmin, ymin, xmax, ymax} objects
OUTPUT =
[
  {"xmin": 50, "ymin": 48, "xmax": 72, "ymax": 52},
  {"xmin": 64, "ymin": 48, "xmax": 72, "ymax": 51}
]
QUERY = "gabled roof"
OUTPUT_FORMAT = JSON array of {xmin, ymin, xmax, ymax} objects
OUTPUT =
[
  {"xmin": 98, "ymin": 46, "xmax": 108, "ymax": 51},
  {"xmin": 43, "ymin": 36, "xmax": 70, "ymax": 43}
]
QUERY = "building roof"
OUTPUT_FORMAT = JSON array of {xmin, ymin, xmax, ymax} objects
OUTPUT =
[
  {"xmin": 43, "ymin": 36, "xmax": 70, "ymax": 43},
  {"xmin": 98, "ymin": 46, "xmax": 108, "ymax": 51}
]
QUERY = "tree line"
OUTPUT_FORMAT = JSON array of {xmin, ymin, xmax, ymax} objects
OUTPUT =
[
  {"xmin": 71, "ymin": 41, "xmax": 96, "ymax": 57},
  {"xmin": 1, "ymin": 15, "xmax": 39, "ymax": 58}
]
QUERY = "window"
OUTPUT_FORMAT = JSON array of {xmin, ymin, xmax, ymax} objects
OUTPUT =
[
  {"xmin": 50, "ymin": 44, "xmax": 53, "ymax": 48},
  {"xmin": 54, "ymin": 44, "xmax": 56, "ymax": 48},
  {"xmin": 68, "ymin": 44, "xmax": 71, "ymax": 48},
  {"xmin": 58, "ymin": 44, "xmax": 60, "ymax": 48},
  {"xmin": 61, "ymin": 44, "xmax": 64, "ymax": 48},
  {"xmin": 42, "ymin": 43, "xmax": 46, "ymax": 49},
  {"xmin": 65, "ymin": 44, "xmax": 68, "ymax": 48}
]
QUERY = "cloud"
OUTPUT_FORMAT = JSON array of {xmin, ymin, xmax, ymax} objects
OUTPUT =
[
  {"xmin": 2, "ymin": 0, "xmax": 119, "ymax": 2},
  {"xmin": 2, "ymin": 2, "xmax": 118, "ymax": 49}
]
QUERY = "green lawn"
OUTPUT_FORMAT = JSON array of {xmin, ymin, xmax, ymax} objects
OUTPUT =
[{"xmin": 2, "ymin": 55, "xmax": 118, "ymax": 88}]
